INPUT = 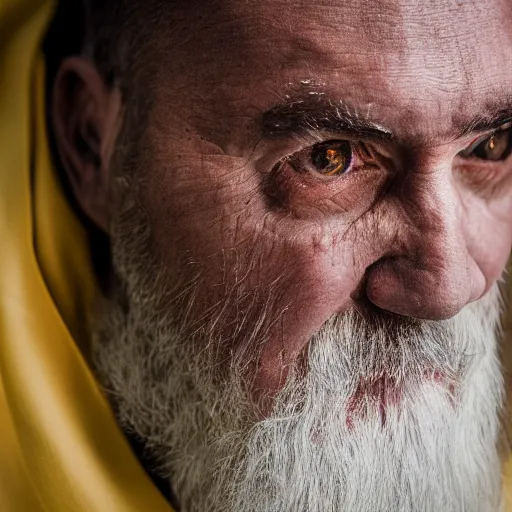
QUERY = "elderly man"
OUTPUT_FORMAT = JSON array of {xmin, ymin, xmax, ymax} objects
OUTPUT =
[{"xmin": 2, "ymin": 0, "xmax": 512, "ymax": 510}]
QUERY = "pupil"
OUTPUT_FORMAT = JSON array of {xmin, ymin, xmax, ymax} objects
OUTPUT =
[{"xmin": 312, "ymin": 141, "xmax": 352, "ymax": 175}]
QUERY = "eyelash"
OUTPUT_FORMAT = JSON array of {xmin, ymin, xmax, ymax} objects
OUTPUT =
[
  {"xmin": 460, "ymin": 126, "xmax": 512, "ymax": 160},
  {"xmin": 260, "ymin": 140, "xmax": 390, "ymax": 217},
  {"xmin": 278, "ymin": 139, "xmax": 389, "ymax": 182}
]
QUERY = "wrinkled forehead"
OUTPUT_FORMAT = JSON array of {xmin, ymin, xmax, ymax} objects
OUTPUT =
[{"xmin": 152, "ymin": 0, "xmax": 512, "ymax": 142}]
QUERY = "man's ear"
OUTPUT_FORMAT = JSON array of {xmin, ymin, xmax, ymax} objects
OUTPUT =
[{"xmin": 52, "ymin": 57, "xmax": 122, "ymax": 234}]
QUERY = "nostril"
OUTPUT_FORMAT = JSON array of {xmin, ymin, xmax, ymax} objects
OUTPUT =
[
  {"xmin": 350, "ymin": 285, "xmax": 385, "ymax": 318},
  {"xmin": 350, "ymin": 272, "xmax": 396, "ymax": 319}
]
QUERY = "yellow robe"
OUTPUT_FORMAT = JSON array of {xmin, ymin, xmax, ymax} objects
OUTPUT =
[
  {"xmin": 0, "ymin": 0, "xmax": 509, "ymax": 510},
  {"xmin": 0, "ymin": 0, "xmax": 172, "ymax": 509}
]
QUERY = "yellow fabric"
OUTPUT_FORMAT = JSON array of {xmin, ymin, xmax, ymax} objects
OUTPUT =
[
  {"xmin": 1, "ymin": 0, "xmax": 512, "ymax": 510},
  {"xmin": 0, "ymin": 0, "xmax": 173, "ymax": 509}
]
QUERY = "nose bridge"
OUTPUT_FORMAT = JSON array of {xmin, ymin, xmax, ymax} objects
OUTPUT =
[{"xmin": 401, "ymin": 169, "xmax": 463, "ymax": 270}]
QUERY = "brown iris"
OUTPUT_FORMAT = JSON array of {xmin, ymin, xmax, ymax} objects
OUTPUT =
[
  {"xmin": 311, "ymin": 140, "xmax": 353, "ymax": 176},
  {"xmin": 461, "ymin": 124, "xmax": 512, "ymax": 161},
  {"xmin": 475, "ymin": 130, "xmax": 511, "ymax": 161}
]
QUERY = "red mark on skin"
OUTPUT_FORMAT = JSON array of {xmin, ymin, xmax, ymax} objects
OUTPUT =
[
  {"xmin": 345, "ymin": 370, "xmax": 457, "ymax": 430},
  {"xmin": 346, "ymin": 374, "xmax": 402, "ymax": 430}
]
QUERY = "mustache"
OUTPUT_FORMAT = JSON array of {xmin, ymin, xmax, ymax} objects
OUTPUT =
[{"xmin": 294, "ymin": 299, "xmax": 490, "ymax": 388}]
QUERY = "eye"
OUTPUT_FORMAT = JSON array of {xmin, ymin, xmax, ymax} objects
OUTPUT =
[
  {"xmin": 288, "ymin": 140, "xmax": 353, "ymax": 178},
  {"xmin": 460, "ymin": 124, "xmax": 512, "ymax": 161}
]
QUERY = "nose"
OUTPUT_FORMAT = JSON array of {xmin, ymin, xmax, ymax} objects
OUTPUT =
[{"xmin": 364, "ymin": 170, "xmax": 486, "ymax": 320}]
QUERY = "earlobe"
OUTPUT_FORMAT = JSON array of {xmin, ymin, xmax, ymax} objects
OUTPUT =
[{"xmin": 51, "ymin": 56, "xmax": 121, "ymax": 234}]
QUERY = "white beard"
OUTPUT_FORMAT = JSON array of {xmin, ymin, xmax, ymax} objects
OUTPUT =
[
  {"xmin": 92, "ymin": 280, "xmax": 505, "ymax": 512},
  {"xmin": 231, "ymin": 292, "xmax": 504, "ymax": 512}
]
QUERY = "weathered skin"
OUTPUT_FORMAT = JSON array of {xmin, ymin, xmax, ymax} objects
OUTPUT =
[{"xmin": 54, "ymin": 0, "xmax": 512, "ymax": 397}]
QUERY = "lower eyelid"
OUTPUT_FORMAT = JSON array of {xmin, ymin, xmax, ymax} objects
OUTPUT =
[{"xmin": 453, "ymin": 158, "xmax": 510, "ymax": 192}]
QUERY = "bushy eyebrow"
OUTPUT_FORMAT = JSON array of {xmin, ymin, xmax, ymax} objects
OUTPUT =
[
  {"xmin": 260, "ymin": 97, "xmax": 394, "ymax": 142},
  {"xmin": 458, "ymin": 99, "xmax": 512, "ymax": 137}
]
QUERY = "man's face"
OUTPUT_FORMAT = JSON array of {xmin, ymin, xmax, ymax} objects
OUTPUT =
[
  {"xmin": 64, "ymin": 0, "xmax": 512, "ymax": 510},
  {"xmin": 118, "ymin": 0, "xmax": 512, "ymax": 393}
]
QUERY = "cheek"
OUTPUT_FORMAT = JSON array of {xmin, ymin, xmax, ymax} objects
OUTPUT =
[
  {"xmin": 144, "ymin": 154, "xmax": 361, "ymax": 312},
  {"xmin": 139, "ymin": 148, "xmax": 375, "ymax": 392},
  {"xmin": 251, "ymin": 245, "xmax": 361, "ymax": 393},
  {"xmin": 464, "ymin": 195, "xmax": 512, "ymax": 289}
]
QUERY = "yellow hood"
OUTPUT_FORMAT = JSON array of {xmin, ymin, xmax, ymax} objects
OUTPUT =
[
  {"xmin": 0, "ymin": 0, "xmax": 172, "ymax": 509},
  {"xmin": 0, "ymin": 0, "xmax": 511, "ymax": 510}
]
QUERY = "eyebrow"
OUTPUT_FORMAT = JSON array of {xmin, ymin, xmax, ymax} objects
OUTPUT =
[
  {"xmin": 261, "ymin": 97, "xmax": 394, "ymax": 142},
  {"xmin": 458, "ymin": 100, "xmax": 512, "ymax": 137},
  {"xmin": 261, "ymin": 95, "xmax": 512, "ymax": 143}
]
